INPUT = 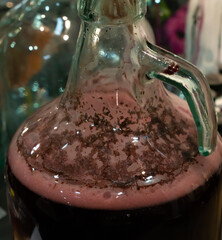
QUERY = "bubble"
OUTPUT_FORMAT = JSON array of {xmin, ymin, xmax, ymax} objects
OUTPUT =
[{"xmin": 103, "ymin": 191, "xmax": 111, "ymax": 199}]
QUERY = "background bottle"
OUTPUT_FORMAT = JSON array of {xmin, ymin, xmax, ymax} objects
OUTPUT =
[
  {"xmin": 0, "ymin": 1, "xmax": 80, "ymax": 239},
  {"xmin": 0, "ymin": 1, "xmax": 155, "ymax": 238},
  {"xmin": 186, "ymin": 0, "xmax": 222, "ymax": 133}
]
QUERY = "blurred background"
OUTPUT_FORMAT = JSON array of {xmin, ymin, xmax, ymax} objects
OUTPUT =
[
  {"xmin": 0, "ymin": 0, "xmax": 20, "ymax": 18},
  {"xmin": 0, "ymin": 2, "xmax": 22, "ymax": 240},
  {"xmin": 0, "ymin": 0, "xmax": 221, "ymax": 239}
]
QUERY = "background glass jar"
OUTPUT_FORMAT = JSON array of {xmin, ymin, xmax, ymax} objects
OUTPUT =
[
  {"xmin": 0, "ymin": 0, "xmax": 80, "ymax": 239},
  {"xmin": 0, "ymin": 3, "xmax": 155, "ymax": 238},
  {"xmin": 0, "ymin": 0, "xmax": 81, "ymax": 146}
]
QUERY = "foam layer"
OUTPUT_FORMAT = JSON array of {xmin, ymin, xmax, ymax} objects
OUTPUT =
[
  {"xmin": 8, "ymin": 137, "xmax": 222, "ymax": 210},
  {"xmin": 8, "ymin": 89, "xmax": 222, "ymax": 209}
]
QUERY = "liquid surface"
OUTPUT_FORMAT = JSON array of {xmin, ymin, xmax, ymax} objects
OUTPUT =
[{"xmin": 7, "ymin": 164, "xmax": 222, "ymax": 240}]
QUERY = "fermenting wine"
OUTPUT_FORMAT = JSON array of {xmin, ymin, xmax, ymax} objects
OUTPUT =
[
  {"xmin": 6, "ymin": 1, "xmax": 222, "ymax": 239},
  {"xmin": 7, "ymin": 91, "xmax": 222, "ymax": 240},
  {"xmin": 6, "ymin": 162, "xmax": 222, "ymax": 240}
]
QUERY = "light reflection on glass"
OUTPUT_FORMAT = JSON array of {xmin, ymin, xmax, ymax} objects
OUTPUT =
[
  {"xmin": 63, "ymin": 34, "xmax": 69, "ymax": 41},
  {"xmin": 43, "ymin": 54, "xmax": 51, "ymax": 60},
  {"xmin": 75, "ymin": 191, "xmax": 81, "ymax": 199},
  {"xmin": 54, "ymin": 18, "xmax": 63, "ymax": 35},
  {"xmin": 6, "ymin": 2, "xmax": 14, "ymax": 8},
  {"xmin": 10, "ymin": 41, "xmax": 16, "ymax": 48},
  {"xmin": 59, "ymin": 87, "xmax": 65, "ymax": 93},
  {"xmin": 31, "ymin": 143, "xmax": 40, "ymax": 155},
  {"xmin": 16, "ymin": 104, "xmax": 27, "ymax": 114},
  {"xmin": 45, "ymin": 6, "xmax": 50, "ymax": 11},
  {"xmin": 21, "ymin": 127, "xmax": 29, "ymax": 136},
  {"xmin": 131, "ymin": 136, "xmax": 139, "ymax": 143},
  {"xmin": 92, "ymin": 28, "xmax": 101, "ymax": 46},
  {"xmin": 32, "ymin": 82, "xmax": 39, "ymax": 92},
  {"xmin": 54, "ymin": 174, "xmax": 59, "ymax": 179},
  {"xmin": 116, "ymin": 89, "xmax": 119, "ymax": 106},
  {"xmin": 137, "ymin": 175, "xmax": 166, "ymax": 187},
  {"xmin": 116, "ymin": 192, "xmax": 124, "ymax": 199},
  {"xmin": 65, "ymin": 20, "xmax": 71, "ymax": 30},
  {"xmin": 33, "ymin": 103, "xmax": 39, "ymax": 109},
  {"xmin": 155, "ymin": 0, "xmax": 161, "ymax": 4},
  {"xmin": 99, "ymin": 49, "xmax": 120, "ymax": 63},
  {"xmin": 61, "ymin": 143, "xmax": 68, "ymax": 149}
]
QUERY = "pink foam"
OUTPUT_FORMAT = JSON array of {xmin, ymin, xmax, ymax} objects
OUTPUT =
[
  {"xmin": 8, "ymin": 132, "xmax": 222, "ymax": 210},
  {"xmin": 8, "ymin": 91, "xmax": 222, "ymax": 210}
]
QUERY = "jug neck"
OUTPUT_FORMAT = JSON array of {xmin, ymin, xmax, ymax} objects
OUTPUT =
[
  {"xmin": 63, "ymin": 15, "xmax": 153, "ymax": 100},
  {"xmin": 63, "ymin": 0, "xmax": 153, "ymax": 99},
  {"xmin": 77, "ymin": 0, "xmax": 147, "ymax": 25}
]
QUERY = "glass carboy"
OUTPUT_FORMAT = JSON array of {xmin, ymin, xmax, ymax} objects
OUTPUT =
[{"xmin": 6, "ymin": 0, "xmax": 222, "ymax": 239}]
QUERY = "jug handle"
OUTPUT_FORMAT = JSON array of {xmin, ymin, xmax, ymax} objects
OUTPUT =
[{"xmin": 140, "ymin": 42, "xmax": 217, "ymax": 156}]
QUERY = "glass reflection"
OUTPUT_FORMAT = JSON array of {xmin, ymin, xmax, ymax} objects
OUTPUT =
[{"xmin": 0, "ymin": 0, "xmax": 81, "ymax": 143}]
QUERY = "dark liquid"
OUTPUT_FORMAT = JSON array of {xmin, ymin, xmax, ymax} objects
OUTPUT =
[{"xmin": 6, "ymin": 165, "xmax": 222, "ymax": 240}]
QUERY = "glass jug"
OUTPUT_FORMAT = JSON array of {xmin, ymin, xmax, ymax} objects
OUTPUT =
[
  {"xmin": 0, "ymin": 0, "xmax": 80, "ymax": 144},
  {"xmin": 0, "ymin": 0, "xmax": 81, "ymax": 171},
  {"xmin": 0, "ymin": 0, "xmax": 154, "ymax": 167},
  {"xmin": 6, "ymin": 0, "xmax": 222, "ymax": 240}
]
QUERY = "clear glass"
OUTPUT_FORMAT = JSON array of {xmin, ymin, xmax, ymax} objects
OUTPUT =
[
  {"xmin": 0, "ymin": 1, "xmax": 79, "ymax": 239},
  {"xmin": 0, "ymin": 1, "xmax": 22, "ymax": 170},
  {"xmin": 186, "ymin": 0, "xmax": 222, "ymax": 129},
  {"xmin": 0, "ymin": 0, "xmax": 80, "ymax": 144},
  {"xmin": 0, "ymin": 77, "xmax": 6, "ymax": 169},
  {"xmin": 0, "ymin": 0, "xmax": 154, "ymax": 158},
  {"xmin": 6, "ymin": 0, "xmax": 222, "ymax": 240}
]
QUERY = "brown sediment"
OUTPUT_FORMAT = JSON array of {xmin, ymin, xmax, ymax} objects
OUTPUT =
[{"xmin": 16, "ymin": 90, "xmax": 198, "ymax": 189}]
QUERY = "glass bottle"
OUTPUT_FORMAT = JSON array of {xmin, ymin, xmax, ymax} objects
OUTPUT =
[
  {"xmin": 0, "ymin": 1, "xmax": 22, "ymax": 165},
  {"xmin": 0, "ymin": 0, "xmax": 80, "ymax": 145},
  {"xmin": 6, "ymin": 0, "xmax": 222, "ymax": 240},
  {"xmin": 0, "ymin": 0, "xmax": 154, "ymax": 167},
  {"xmin": 0, "ymin": 1, "xmax": 79, "ymax": 238}
]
